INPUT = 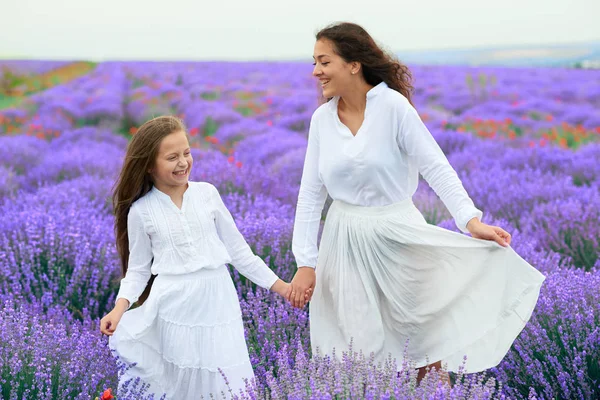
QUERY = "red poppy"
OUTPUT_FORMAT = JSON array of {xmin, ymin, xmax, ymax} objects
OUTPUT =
[
  {"xmin": 558, "ymin": 137, "xmax": 568, "ymax": 148},
  {"xmin": 101, "ymin": 388, "xmax": 114, "ymax": 400}
]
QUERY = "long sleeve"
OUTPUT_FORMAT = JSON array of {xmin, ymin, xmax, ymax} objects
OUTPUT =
[
  {"xmin": 397, "ymin": 104, "xmax": 483, "ymax": 233},
  {"xmin": 210, "ymin": 185, "xmax": 279, "ymax": 290},
  {"xmin": 291, "ymin": 113, "xmax": 329, "ymax": 268},
  {"xmin": 116, "ymin": 205, "xmax": 153, "ymax": 309}
]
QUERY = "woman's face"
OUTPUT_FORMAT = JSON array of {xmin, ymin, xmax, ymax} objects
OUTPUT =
[{"xmin": 312, "ymin": 38, "xmax": 356, "ymax": 98}]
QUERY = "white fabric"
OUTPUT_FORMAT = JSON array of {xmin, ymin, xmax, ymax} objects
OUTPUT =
[
  {"xmin": 292, "ymin": 81, "xmax": 483, "ymax": 268},
  {"xmin": 117, "ymin": 181, "xmax": 278, "ymax": 307},
  {"xmin": 110, "ymin": 266, "xmax": 255, "ymax": 399},
  {"xmin": 111, "ymin": 181, "xmax": 279, "ymax": 399},
  {"xmin": 310, "ymin": 199, "xmax": 545, "ymax": 373}
]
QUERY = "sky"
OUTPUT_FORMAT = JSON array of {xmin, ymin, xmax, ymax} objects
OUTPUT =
[{"xmin": 1, "ymin": 0, "xmax": 599, "ymax": 61}]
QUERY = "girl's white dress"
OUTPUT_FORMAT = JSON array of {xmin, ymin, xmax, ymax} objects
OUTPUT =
[
  {"xmin": 292, "ymin": 82, "xmax": 546, "ymax": 373},
  {"xmin": 109, "ymin": 182, "xmax": 278, "ymax": 399}
]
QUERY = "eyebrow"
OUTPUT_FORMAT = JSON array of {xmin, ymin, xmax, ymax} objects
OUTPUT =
[{"xmin": 312, "ymin": 54, "xmax": 330, "ymax": 60}]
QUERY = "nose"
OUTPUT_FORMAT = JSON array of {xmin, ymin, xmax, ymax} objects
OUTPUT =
[{"xmin": 312, "ymin": 64, "xmax": 322, "ymax": 77}]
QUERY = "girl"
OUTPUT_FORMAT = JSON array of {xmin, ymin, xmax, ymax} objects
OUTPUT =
[
  {"xmin": 288, "ymin": 22, "xmax": 546, "ymax": 384},
  {"xmin": 100, "ymin": 116, "xmax": 293, "ymax": 399}
]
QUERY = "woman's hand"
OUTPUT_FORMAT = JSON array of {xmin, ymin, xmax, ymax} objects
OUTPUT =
[
  {"xmin": 467, "ymin": 218, "xmax": 511, "ymax": 247},
  {"xmin": 287, "ymin": 267, "xmax": 316, "ymax": 308},
  {"xmin": 99, "ymin": 299, "xmax": 129, "ymax": 336}
]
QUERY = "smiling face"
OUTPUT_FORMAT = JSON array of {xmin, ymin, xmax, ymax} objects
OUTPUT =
[
  {"xmin": 312, "ymin": 38, "xmax": 358, "ymax": 98},
  {"xmin": 150, "ymin": 130, "xmax": 193, "ymax": 193}
]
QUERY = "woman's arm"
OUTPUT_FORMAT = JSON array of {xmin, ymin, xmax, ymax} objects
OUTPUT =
[
  {"xmin": 289, "ymin": 113, "xmax": 328, "ymax": 307},
  {"xmin": 397, "ymin": 103, "xmax": 510, "ymax": 246},
  {"xmin": 397, "ymin": 103, "xmax": 483, "ymax": 233}
]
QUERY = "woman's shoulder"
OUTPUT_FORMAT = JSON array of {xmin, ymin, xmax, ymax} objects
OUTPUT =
[
  {"xmin": 378, "ymin": 88, "xmax": 416, "ymax": 126},
  {"xmin": 381, "ymin": 87, "xmax": 411, "ymax": 110},
  {"xmin": 311, "ymin": 101, "xmax": 331, "ymax": 121}
]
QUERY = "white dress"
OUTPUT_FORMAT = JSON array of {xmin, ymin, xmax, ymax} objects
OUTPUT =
[
  {"xmin": 109, "ymin": 182, "xmax": 278, "ymax": 399},
  {"xmin": 292, "ymin": 82, "xmax": 546, "ymax": 372}
]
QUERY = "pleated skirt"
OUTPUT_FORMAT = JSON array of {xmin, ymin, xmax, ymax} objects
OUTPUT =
[{"xmin": 309, "ymin": 199, "xmax": 546, "ymax": 373}]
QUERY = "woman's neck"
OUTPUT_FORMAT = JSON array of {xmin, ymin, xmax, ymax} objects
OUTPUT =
[{"xmin": 339, "ymin": 80, "xmax": 373, "ymax": 114}]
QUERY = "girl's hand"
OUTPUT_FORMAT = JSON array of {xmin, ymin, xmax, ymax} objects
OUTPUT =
[
  {"xmin": 270, "ymin": 279, "xmax": 290, "ymax": 297},
  {"xmin": 99, "ymin": 299, "xmax": 128, "ymax": 336},
  {"xmin": 467, "ymin": 218, "xmax": 511, "ymax": 247}
]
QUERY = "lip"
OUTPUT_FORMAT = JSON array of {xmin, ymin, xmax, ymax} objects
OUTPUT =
[{"xmin": 173, "ymin": 168, "xmax": 189, "ymax": 176}]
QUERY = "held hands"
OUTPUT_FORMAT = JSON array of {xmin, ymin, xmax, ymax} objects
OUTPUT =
[
  {"xmin": 286, "ymin": 267, "xmax": 316, "ymax": 309},
  {"xmin": 466, "ymin": 218, "xmax": 511, "ymax": 247},
  {"xmin": 271, "ymin": 278, "xmax": 313, "ymax": 308},
  {"xmin": 99, "ymin": 299, "xmax": 129, "ymax": 336}
]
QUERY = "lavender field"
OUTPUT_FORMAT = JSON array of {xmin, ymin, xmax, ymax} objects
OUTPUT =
[{"xmin": 0, "ymin": 61, "xmax": 599, "ymax": 399}]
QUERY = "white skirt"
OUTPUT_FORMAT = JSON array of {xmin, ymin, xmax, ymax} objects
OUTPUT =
[
  {"xmin": 109, "ymin": 265, "xmax": 254, "ymax": 399},
  {"xmin": 309, "ymin": 199, "xmax": 546, "ymax": 373}
]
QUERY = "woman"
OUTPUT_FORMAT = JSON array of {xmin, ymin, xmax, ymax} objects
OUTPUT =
[{"xmin": 287, "ymin": 22, "xmax": 545, "ymax": 382}]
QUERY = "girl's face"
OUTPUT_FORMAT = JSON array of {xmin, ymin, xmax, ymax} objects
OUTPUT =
[
  {"xmin": 150, "ymin": 130, "xmax": 193, "ymax": 192},
  {"xmin": 312, "ymin": 38, "xmax": 356, "ymax": 98}
]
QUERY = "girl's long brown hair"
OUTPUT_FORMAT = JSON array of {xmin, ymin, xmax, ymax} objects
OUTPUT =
[
  {"xmin": 316, "ymin": 22, "xmax": 415, "ymax": 106},
  {"xmin": 112, "ymin": 116, "xmax": 187, "ymax": 306}
]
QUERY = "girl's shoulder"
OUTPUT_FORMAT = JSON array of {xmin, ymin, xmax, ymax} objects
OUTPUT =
[
  {"xmin": 188, "ymin": 180, "xmax": 215, "ymax": 191},
  {"xmin": 129, "ymin": 191, "xmax": 153, "ymax": 217},
  {"xmin": 131, "ymin": 191, "xmax": 151, "ymax": 208},
  {"xmin": 187, "ymin": 181, "xmax": 220, "ymax": 199}
]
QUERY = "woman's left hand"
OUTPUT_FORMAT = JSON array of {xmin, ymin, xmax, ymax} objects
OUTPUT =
[{"xmin": 466, "ymin": 218, "xmax": 511, "ymax": 247}]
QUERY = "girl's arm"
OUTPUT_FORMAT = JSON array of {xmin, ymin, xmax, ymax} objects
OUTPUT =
[
  {"xmin": 115, "ymin": 206, "xmax": 153, "ymax": 309},
  {"xmin": 210, "ymin": 185, "xmax": 280, "ymax": 290}
]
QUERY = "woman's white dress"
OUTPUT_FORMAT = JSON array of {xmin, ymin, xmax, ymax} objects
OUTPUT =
[
  {"xmin": 110, "ymin": 182, "xmax": 278, "ymax": 399},
  {"xmin": 292, "ymin": 82, "xmax": 546, "ymax": 372}
]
